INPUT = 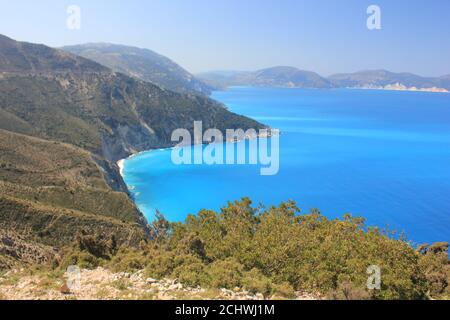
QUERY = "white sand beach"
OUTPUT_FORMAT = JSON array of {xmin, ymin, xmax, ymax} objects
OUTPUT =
[{"xmin": 117, "ymin": 159, "xmax": 125, "ymax": 177}]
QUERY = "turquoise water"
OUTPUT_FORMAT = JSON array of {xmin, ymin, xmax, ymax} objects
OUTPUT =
[{"xmin": 123, "ymin": 87, "xmax": 450, "ymax": 244}]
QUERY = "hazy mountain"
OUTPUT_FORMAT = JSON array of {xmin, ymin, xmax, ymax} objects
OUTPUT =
[
  {"xmin": 329, "ymin": 69, "xmax": 448, "ymax": 90},
  {"xmin": 196, "ymin": 70, "xmax": 253, "ymax": 89},
  {"xmin": 0, "ymin": 34, "xmax": 263, "ymax": 260},
  {"xmin": 199, "ymin": 67, "xmax": 450, "ymax": 92},
  {"xmin": 435, "ymin": 74, "xmax": 450, "ymax": 90},
  {"xmin": 62, "ymin": 43, "xmax": 213, "ymax": 95},
  {"xmin": 252, "ymin": 66, "xmax": 332, "ymax": 88},
  {"xmin": 197, "ymin": 66, "xmax": 332, "ymax": 89}
]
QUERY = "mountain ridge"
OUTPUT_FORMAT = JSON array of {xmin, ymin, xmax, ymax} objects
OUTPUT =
[
  {"xmin": 62, "ymin": 43, "xmax": 213, "ymax": 95},
  {"xmin": 198, "ymin": 67, "xmax": 450, "ymax": 92},
  {"xmin": 197, "ymin": 66, "xmax": 332, "ymax": 89},
  {"xmin": 0, "ymin": 34, "xmax": 108, "ymax": 74}
]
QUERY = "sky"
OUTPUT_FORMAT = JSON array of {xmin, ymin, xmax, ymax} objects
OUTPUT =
[{"xmin": 0, "ymin": 0, "xmax": 449, "ymax": 76}]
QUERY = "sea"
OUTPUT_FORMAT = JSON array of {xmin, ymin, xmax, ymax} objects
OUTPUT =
[{"xmin": 122, "ymin": 87, "xmax": 450, "ymax": 244}]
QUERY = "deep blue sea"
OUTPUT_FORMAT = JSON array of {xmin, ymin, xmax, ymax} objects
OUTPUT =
[{"xmin": 123, "ymin": 87, "xmax": 450, "ymax": 244}]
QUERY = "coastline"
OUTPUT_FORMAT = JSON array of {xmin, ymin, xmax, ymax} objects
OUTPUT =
[
  {"xmin": 117, "ymin": 159, "xmax": 125, "ymax": 177},
  {"xmin": 223, "ymin": 85, "xmax": 449, "ymax": 94},
  {"xmin": 347, "ymin": 85, "xmax": 449, "ymax": 94},
  {"xmin": 116, "ymin": 147, "xmax": 171, "ymax": 178},
  {"xmin": 116, "ymin": 129, "xmax": 279, "ymax": 179}
]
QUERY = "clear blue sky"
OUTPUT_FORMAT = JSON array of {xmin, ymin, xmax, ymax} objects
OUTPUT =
[{"xmin": 0, "ymin": 0, "xmax": 449, "ymax": 76}]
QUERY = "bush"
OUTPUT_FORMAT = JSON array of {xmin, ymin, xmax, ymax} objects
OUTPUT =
[
  {"xmin": 206, "ymin": 258, "xmax": 244, "ymax": 289},
  {"xmin": 107, "ymin": 248, "xmax": 147, "ymax": 273},
  {"xmin": 327, "ymin": 282, "xmax": 370, "ymax": 300},
  {"xmin": 241, "ymin": 268, "xmax": 273, "ymax": 297},
  {"xmin": 171, "ymin": 254, "xmax": 208, "ymax": 287},
  {"xmin": 144, "ymin": 249, "xmax": 176, "ymax": 279},
  {"xmin": 55, "ymin": 199, "xmax": 449, "ymax": 300},
  {"xmin": 272, "ymin": 282, "xmax": 296, "ymax": 299},
  {"xmin": 167, "ymin": 199, "xmax": 433, "ymax": 299},
  {"xmin": 418, "ymin": 242, "xmax": 450, "ymax": 299},
  {"xmin": 59, "ymin": 249, "xmax": 100, "ymax": 270}
]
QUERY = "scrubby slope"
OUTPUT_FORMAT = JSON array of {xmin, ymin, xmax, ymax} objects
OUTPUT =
[{"xmin": 0, "ymin": 130, "xmax": 147, "ymax": 253}]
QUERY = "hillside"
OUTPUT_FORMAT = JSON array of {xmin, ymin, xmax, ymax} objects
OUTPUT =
[
  {"xmin": 197, "ymin": 66, "xmax": 332, "ymax": 89},
  {"xmin": 436, "ymin": 74, "xmax": 450, "ymax": 90},
  {"xmin": 0, "ymin": 129, "xmax": 148, "ymax": 267},
  {"xmin": 0, "ymin": 34, "xmax": 264, "ymax": 268},
  {"xmin": 62, "ymin": 43, "xmax": 213, "ymax": 95},
  {"xmin": 0, "ymin": 35, "xmax": 264, "ymax": 187},
  {"xmin": 0, "ymin": 35, "xmax": 106, "ymax": 74}
]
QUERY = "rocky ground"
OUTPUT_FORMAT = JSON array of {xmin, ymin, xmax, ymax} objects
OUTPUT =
[{"xmin": 0, "ymin": 267, "xmax": 319, "ymax": 300}]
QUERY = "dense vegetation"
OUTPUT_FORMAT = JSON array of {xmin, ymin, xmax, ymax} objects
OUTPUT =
[{"xmin": 58, "ymin": 199, "xmax": 449, "ymax": 300}]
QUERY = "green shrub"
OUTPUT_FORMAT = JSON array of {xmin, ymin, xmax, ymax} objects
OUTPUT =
[
  {"xmin": 272, "ymin": 282, "xmax": 296, "ymax": 299},
  {"xmin": 206, "ymin": 258, "xmax": 244, "ymax": 289},
  {"xmin": 107, "ymin": 248, "xmax": 147, "ymax": 273},
  {"xmin": 171, "ymin": 254, "xmax": 208, "ymax": 287},
  {"xmin": 417, "ymin": 242, "xmax": 450, "ymax": 299},
  {"xmin": 53, "ymin": 199, "xmax": 448, "ymax": 300},
  {"xmin": 59, "ymin": 249, "xmax": 100, "ymax": 270},
  {"xmin": 241, "ymin": 268, "xmax": 273, "ymax": 297},
  {"xmin": 144, "ymin": 249, "xmax": 176, "ymax": 279},
  {"xmin": 327, "ymin": 281, "xmax": 370, "ymax": 300}
]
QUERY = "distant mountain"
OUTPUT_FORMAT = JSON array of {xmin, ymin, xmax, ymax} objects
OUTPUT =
[
  {"xmin": 197, "ymin": 66, "xmax": 332, "ymax": 89},
  {"xmin": 196, "ymin": 70, "xmax": 252, "ymax": 89},
  {"xmin": 253, "ymin": 66, "xmax": 332, "ymax": 88},
  {"xmin": 0, "ymin": 34, "xmax": 263, "ymax": 261},
  {"xmin": 328, "ymin": 69, "xmax": 443, "ymax": 89},
  {"xmin": 199, "ymin": 67, "xmax": 450, "ymax": 92},
  {"xmin": 435, "ymin": 74, "xmax": 450, "ymax": 90},
  {"xmin": 62, "ymin": 43, "xmax": 213, "ymax": 95}
]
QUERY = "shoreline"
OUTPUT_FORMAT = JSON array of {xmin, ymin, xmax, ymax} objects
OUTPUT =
[
  {"xmin": 116, "ymin": 129, "xmax": 279, "ymax": 179},
  {"xmin": 220, "ymin": 86, "xmax": 449, "ymax": 94},
  {"xmin": 117, "ymin": 159, "xmax": 125, "ymax": 177}
]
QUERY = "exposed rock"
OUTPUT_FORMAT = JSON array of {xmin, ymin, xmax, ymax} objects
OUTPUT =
[{"xmin": 0, "ymin": 267, "xmax": 319, "ymax": 300}]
